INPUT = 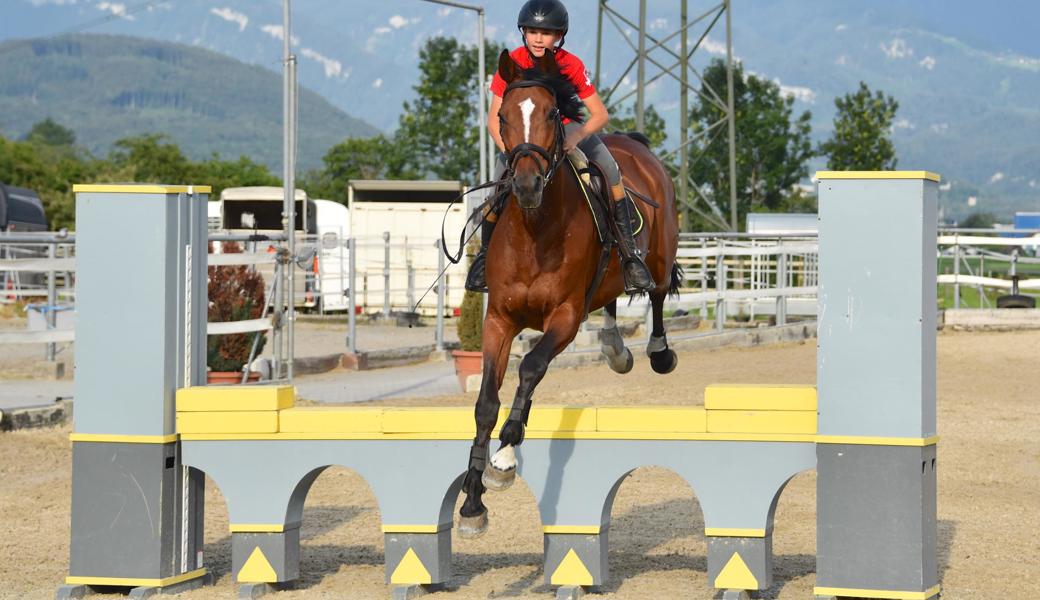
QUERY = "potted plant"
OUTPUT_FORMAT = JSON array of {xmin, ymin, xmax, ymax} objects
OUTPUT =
[
  {"xmin": 207, "ymin": 242, "xmax": 267, "ymax": 384},
  {"xmin": 452, "ymin": 240, "xmax": 484, "ymax": 391}
]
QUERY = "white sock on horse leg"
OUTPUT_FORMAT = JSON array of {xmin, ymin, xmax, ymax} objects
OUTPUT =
[
  {"xmin": 603, "ymin": 313, "xmax": 616, "ymax": 329},
  {"xmin": 490, "ymin": 445, "xmax": 517, "ymax": 471}
]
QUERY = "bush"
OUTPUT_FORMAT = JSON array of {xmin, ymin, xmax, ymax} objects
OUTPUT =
[
  {"xmin": 207, "ymin": 242, "xmax": 266, "ymax": 372},
  {"xmin": 456, "ymin": 239, "xmax": 484, "ymax": 352}
]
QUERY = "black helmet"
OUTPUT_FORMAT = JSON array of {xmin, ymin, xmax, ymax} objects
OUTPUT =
[{"xmin": 518, "ymin": 0, "xmax": 569, "ymax": 42}]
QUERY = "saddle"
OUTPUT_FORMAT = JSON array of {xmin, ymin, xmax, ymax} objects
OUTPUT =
[{"xmin": 565, "ymin": 148, "xmax": 644, "ymax": 244}]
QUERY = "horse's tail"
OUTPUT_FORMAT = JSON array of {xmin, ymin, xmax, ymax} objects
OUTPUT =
[{"xmin": 668, "ymin": 262, "xmax": 684, "ymax": 299}]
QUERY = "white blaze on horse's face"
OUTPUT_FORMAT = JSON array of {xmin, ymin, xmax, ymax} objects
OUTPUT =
[{"xmin": 518, "ymin": 97, "xmax": 536, "ymax": 144}]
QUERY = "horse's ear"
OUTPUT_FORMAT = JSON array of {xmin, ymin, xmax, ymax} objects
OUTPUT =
[
  {"xmin": 537, "ymin": 50, "xmax": 561, "ymax": 76},
  {"xmin": 497, "ymin": 50, "xmax": 521, "ymax": 83}
]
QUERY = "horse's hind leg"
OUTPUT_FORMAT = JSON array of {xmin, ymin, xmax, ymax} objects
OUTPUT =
[
  {"xmin": 458, "ymin": 314, "xmax": 518, "ymax": 539},
  {"xmin": 647, "ymin": 290, "xmax": 678, "ymax": 374},
  {"xmin": 600, "ymin": 300, "xmax": 634, "ymax": 374},
  {"xmin": 485, "ymin": 305, "xmax": 582, "ymax": 491}
]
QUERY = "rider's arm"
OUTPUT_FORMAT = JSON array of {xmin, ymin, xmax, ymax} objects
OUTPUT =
[
  {"xmin": 564, "ymin": 92, "xmax": 609, "ymax": 151},
  {"xmin": 488, "ymin": 94, "xmax": 505, "ymax": 153}
]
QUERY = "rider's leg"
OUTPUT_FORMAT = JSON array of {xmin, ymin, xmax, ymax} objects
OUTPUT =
[
  {"xmin": 575, "ymin": 128, "xmax": 655, "ymax": 293},
  {"xmin": 465, "ymin": 154, "xmax": 508, "ymax": 293}
]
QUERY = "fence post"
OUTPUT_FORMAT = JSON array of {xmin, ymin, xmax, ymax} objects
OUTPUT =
[
  {"xmin": 953, "ymin": 238, "xmax": 961, "ymax": 309},
  {"xmin": 775, "ymin": 244, "xmax": 787, "ymax": 326},
  {"xmin": 435, "ymin": 239, "xmax": 445, "ymax": 352},
  {"xmin": 382, "ymin": 231, "xmax": 391, "ymax": 320},
  {"xmin": 715, "ymin": 238, "xmax": 726, "ymax": 331},
  {"xmin": 406, "ymin": 259, "xmax": 415, "ymax": 312},
  {"xmin": 348, "ymin": 237, "xmax": 357, "ymax": 354},
  {"xmin": 46, "ymin": 243, "xmax": 57, "ymax": 361},
  {"xmin": 700, "ymin": 237, "xmax": 708, "ymax": 320}
]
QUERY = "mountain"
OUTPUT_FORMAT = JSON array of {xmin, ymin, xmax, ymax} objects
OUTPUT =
[
  {"xmin": 0, "ymin": 33, "xmax": 379, "ymax": 171},
  {"xmin": 2, "ymin": 1, "xmax": 1038, "ymax": 220}
]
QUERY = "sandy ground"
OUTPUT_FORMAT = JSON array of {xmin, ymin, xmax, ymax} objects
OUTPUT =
[{"xmin": 1, "ymin": 330, "xmax": 1037, "ymax": 600}]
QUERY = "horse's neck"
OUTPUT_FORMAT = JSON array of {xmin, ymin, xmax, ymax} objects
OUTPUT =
[{"xmin": 517, "ymin": 174, "xmax": 581, "ymax": 234}]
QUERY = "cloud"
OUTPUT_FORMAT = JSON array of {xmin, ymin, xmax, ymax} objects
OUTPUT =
[
  {"xmin": 260, "ymin": 24, "xmax": 299, "ymax": 45},
  {"xmin": 880, "ymin": 38, "xmax": 913, "ymax": 59},
  {"xmin": 778, "ymin": 83, "xmax": 816, "ymax": 103},
  {"xmin": 437, "ymin": 7, "xmax": 451, "ymax": 17},
  {"xmin": 650, "ymin": 17, "xmax": 668, "ymax": 30},
  {"xmin": 893, "ymin": 118, "xmax": 915, "ymax": 130},
  {"xmin": 372, "ymin": 78, "xmax": 383, "ymax": 89},
  {"xmin": 299, "ymin": 47, "xmax": 346, "ymax": 79},
  {"xmin": 835, "ymin": 24, "xmax": 847, "ymax": 32},
  {"xmin": 835, "ymin": 55, "xmax": 848, "ymax": 66},
  {"xmin": 989, "ymin": 172, "xmax": 1005, "ymax": 183},
  {"xmin": 210, "ymin": 7, "xmax": 248, "ymax": 32},
  {"xmin": 374, "ymin": 26, "xmax": 391, "ymax": 35},
  {"xmin": 919, "ymin": 56, "xmax": 936, "ymax": 70},
  {"xmin": 701, "ymin": 36, "xmax": 728, "ymax": 56},
  {"xmin": 96, "ymin": 2, "xmax": 134, "ymax": 20},
  {"xmin": 930, "ymin": 123, "xmax": 949, "ymax": 134},
  {"xmin": 388, "ymin": 15, "xmax": 408, "ymax": 29}
]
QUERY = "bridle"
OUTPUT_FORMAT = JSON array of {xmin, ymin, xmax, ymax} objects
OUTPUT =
[{"xmin": 501, "ymin": 79, "xmax": 566, "ymax": 191}]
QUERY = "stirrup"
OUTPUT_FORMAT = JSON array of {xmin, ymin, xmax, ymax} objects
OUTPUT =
[
  {"xmin": 465, "ymin": 250, "xmax": 488, "ymax": 293},
  {"xmin": 621, "ymin": 256, "xmax": 655, "ymax": 293}
]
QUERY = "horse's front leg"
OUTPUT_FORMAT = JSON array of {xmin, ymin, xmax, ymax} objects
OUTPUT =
[
  {"xmin": 458, "ymin": 312, "xmax": 518, "ymax": 539},
  {"xmin": 485, "ymin": 303, "xmax": 582, "ymax": 491}
]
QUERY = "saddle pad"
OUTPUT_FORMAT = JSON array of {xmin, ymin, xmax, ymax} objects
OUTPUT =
[{"xmin": 565, "ymin": 157, "xmax": 645, "ymax": 243}]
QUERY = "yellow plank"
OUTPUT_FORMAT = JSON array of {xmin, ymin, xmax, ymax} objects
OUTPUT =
[
  {"xmin": 816, "ymin": 435, "xmax": 939, "ymax": 447},
  {"xmin": 596, "ymin": 407, "xmax": 706, "ymax": 433},
  {"xmin": 525, "ymin": 407, "xmax": 596, "ymax": 431},
  {"xmin": 177, "ymin": 411, "xmax": 279, "ymax": 434},
  {"xmin": 705, "ymin": 528, "xmax": 767, "ymax": 538},
  {"xmin": 543, "ymin": 525, "xmax": 601, "ymax": 534},
  {"xmin": 66, "ymin": 568, "xmax": 207, "ymax": 587},
  {"xmin": 229, "ymin": 524, "xmax": 284, "ymax": 533},
  {"xmin": 813, "ymin": 584, "xmax": 940, "ymax": 600},
  {"xmin": 179, "ymin": 431, "xmax": 819, "ymax": 442},
  {"xmin": 73, "ymin": 184, "xmax": 212, "ymax": 194},
  {"xmin": 704, "ymin": 384, "xmax": 817, "ymax": 411},
  {"xmin": 177, "ymin": 385, "xmax": 294, "ymax": 412},
  {"xmin": 815, "ymin": 171, "xmax": 940, "ymax": 182},
  {"xmin": 279, "ymin": 407, "xmax": 382, "ymax": 433},
  {"xmin": 381, "ymin": 408, "xmax": 475, "ymax": 433},
  {"xmin": 706, "ymin": 410, "xmax": 817, "ymax": 434}
]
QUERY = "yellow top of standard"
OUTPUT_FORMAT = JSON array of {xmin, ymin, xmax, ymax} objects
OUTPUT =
[
  {"xmin": 815, "ymin": 171, "xmax": 940, "ymax": 183},
  {"xmin": 72, "ymin": 184, "xmax": 212, "ymax": 194}
]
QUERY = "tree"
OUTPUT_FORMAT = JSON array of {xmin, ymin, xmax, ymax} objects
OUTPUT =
[
  {"xmin": 608, "ymin": 104, "xmax": 668, "ymax": 152},
  {"xmin": 819, "ymin": 82, "xmax": 899, "ymax": 171},
  {"xmin": 108, "ymin": 134, "xmax": 194, "ymax": 184},
  {"xmin": 302, "ymin": 135, "xmax": 416, "ymax": 201},
  {"xmin": 959, "ymin": 212, "xmax": 996, "ymax": 229},
  {"xmin": 24, "ymin": 118, "xmax": 76, "ymax": 147},
  {"xmin": 686, "ymin": 59, "xmax": 813, "ymax": 231},
  {"xmin": 396, "ymin": 37, "xmax": 506, "ymax": 183}
]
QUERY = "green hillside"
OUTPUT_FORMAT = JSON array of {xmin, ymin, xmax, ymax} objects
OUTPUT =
[{"xmin": 0, "ymin": 34, "xmax": 380, "ymax": 172}]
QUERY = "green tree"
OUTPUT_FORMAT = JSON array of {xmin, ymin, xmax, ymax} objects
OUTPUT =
[
  {"xmin": 959, "ymin": 212, "xmax": 996, "ymax": 229},
  {"xmin": 108, "ymin": 134, "xmax": 194, "ymax": 184},
  {"xmin": 302, "ymin": 135, "xmax": 416, "ymax": 201},
  {"xmin": 396, "ymin": 37, "xmax": 506, "ymax": 183},
  {"xmin": 819, "ymin": 81, "xmax": 899, "ymax": 171},
  {"xmin": 608, "ymin": 104, "xmax": 668, "ymax": 152},
  {"xmin": 194, "ymin": 154, "xmax": 281, "ymax": 200},
  {"xmin": 25, "ymin": 118, "xmax": 77, "ymax": 147},
  {"xmin": 687, "ymin": 59, "xmax": 813, "ymax": 231}
]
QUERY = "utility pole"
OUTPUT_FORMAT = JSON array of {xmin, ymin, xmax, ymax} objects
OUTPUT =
[{"xmin": 281, "ymin": 0, "xmax": 297, "ymax": 379}]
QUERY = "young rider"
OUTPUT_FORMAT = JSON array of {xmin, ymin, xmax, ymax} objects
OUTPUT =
[{"xmin": 464, "ymin": 0, "xmax": 655, "ymax": 295}]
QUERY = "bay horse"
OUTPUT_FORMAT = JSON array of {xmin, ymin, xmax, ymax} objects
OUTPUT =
[{"xmin": 457, "ymin": 50, "xmax": 681, "ymax": 537}]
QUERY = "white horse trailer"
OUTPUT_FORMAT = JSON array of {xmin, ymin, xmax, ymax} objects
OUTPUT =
[
  {"xmin": 347, "ymin": 180, "xmax": 468, "ymax": 316},
  {"xmin": 313, "ymin": 199, "xmax": 351, "ymax": 312}
]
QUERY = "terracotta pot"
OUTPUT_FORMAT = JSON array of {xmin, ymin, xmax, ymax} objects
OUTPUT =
[
  {"xmin": 207, "ymin": 371, "xmax": 261, "ymax": 385},
  {"xmin": 451, "ymin": 350, "xmax": 483, "ymax": 391}
]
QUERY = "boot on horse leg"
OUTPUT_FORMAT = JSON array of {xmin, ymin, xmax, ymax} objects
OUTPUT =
[
  {"xmin": 610, "ymin": 182, "xmax": 655, "ymax": 293},
  {"xmin": 465, "ymin": 211, "xmax": 498, "ymax": 293},
  {"xmin": 483, "ymin": 398, "xmax": 529, "ymax": 491}
]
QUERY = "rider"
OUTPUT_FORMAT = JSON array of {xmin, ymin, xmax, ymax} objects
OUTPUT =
[{"xmin": 464, "ymin": 0, "xmax": 656, "ymax": 295}]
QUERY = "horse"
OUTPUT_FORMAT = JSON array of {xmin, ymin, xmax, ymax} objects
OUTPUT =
[{"xmin": 457, "ymin": 49, "xmax": 681, "ymax": 537}]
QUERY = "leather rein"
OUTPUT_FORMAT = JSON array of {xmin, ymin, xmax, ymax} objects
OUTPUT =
[{"xmin": 501, "ymin": 79, "xmax": 567, "ymax": 192}]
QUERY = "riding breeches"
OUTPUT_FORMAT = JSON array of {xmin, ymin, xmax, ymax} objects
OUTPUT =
[{"xmin": 494, "ymin": 122, "xmax": 622, "ymax": 187}]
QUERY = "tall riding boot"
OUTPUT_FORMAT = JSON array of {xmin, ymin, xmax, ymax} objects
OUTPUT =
[
  {"xmin": 465, "ymin": 216, "xmax": 498, "ymax": 293},
  {"xmin": 610, "ymin": 183, "xmax": 655, "ymax": 293}
]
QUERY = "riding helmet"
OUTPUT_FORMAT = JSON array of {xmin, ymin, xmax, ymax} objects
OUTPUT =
[{"xmin": 517, "ymin": 0, "xmax": 569, "ymax": 47}]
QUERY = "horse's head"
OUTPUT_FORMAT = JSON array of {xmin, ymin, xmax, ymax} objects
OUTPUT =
[{"xmin": 496, "ymin": 50, "xmax": 581, "ymax": 210}]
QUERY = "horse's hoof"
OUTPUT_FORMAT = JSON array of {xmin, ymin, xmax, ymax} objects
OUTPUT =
[
  {"xmin": 482, "ymin": 463, "xmax": 516, "ymax": 491},
  {"xmin": 650, "ymin": 348, "xmax": 677, "ymax": 374},
  {"xmin": 604, "ymin": 346, "xmax": 634, "ymax": 374},
  {"xmin": 457, "ymin": 510, "xmax": 488, "ymax": 539}
]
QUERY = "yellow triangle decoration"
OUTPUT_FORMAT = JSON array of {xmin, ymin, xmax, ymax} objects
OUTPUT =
[
  {"xmin": 391, "ymin": 548, "xmax": 432, "ymax": 584},
  {"xmin": 714, "ymin": 551, "xmax": 758, "ymax": 590},
  {"xmin": 238, "ymin": 546, "xmax": 278, "ymax": 583},
  {"xmin": 550, "ymin": 549, "xmax": 594, "ymax": 586}
]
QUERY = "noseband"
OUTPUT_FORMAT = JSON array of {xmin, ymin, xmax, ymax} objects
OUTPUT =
[{"xmin": 502, "ymin": 80, "xmax": 566, "ymax": 190}]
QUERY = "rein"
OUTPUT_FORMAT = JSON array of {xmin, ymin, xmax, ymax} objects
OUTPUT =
[{"xmin": 501, "ymin": 80, "xmax": 567, "ymax": 192}]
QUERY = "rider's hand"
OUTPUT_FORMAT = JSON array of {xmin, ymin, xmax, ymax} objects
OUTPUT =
[{"xmin": 563, "ymin": 129, "xmax": 584, "ymax": 152}]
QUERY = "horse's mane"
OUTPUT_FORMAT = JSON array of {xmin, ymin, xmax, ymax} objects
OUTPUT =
[{"xmin": 518, "ymin": 65, "xmax": 586, "ymax": 124}]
